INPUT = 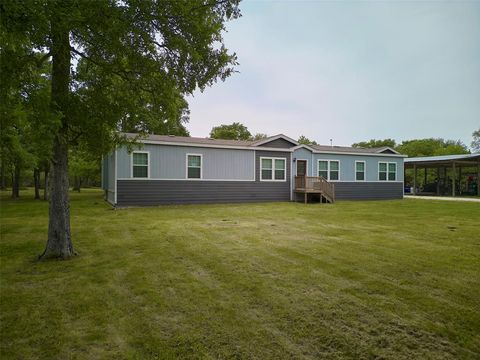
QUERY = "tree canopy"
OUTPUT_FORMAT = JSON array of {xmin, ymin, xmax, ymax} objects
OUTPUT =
[
  {"xmin": 210, "ymin": 122, "xmax": 251, "ymax": 140},
  {"xmin": 1, "ymin": 0, "xmax": 241, "ymax": 258},
  {"xmin": 251, "ymin": 133, "xmax": 268, "ymax": 141},
  {"xmin": 396, "ymin": 138, "xmax": 469, "ymax": 158},
  {"xmin": 351, "ymin": 139, "xmax": 396, "ymax": 149},
  {"xmin": 472, "ymin": 129, "xmax": 480, "ymax": 153},
  {"xmin": 298, "ymin": 135, "xmax": 318, "ymax": 145},
  {"xmin": 351, "ymin": 137, "xmax": 470, "ymax": 157}
]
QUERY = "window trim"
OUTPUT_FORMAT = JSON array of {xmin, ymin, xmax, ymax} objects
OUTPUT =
[
  {"xmin": 355, "ymin": 160, "xmax": 366, "ymax": 182},
  {"xmin": 131, "ymin": 151, "xmax": 150, "ymax": 179},
  {"xmin": 378, "ymin": 161, "xmax": 397, "ymax": 181},
  {"xmin": 260, "ymin": 157, "xmax": 287, "ymax": 182},
  {"xmin": 186, "ymin": 153, "xmax": 203, "ymax": 180},
  {"xmin": 317, "ymin": 159, "xmax": 341, "ymax": 181}
]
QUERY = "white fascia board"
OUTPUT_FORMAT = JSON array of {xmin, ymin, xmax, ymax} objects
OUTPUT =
[
  {"xmin": 376, "ymin": 146, "xmax": 401, "ymax": 155},
  {"xmin": 312, "ymin": 150, "xmax": 407, "ymax": 158},
  {"xmin": 140, "ymin": 140, "xmax": 294, "ymax": 152},
  {"xmin": 291, "ymin": 144, "xmax": 315, "ymax": 152}
]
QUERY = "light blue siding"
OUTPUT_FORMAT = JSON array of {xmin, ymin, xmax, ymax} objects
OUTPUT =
[
  {"xmin": 117, "ymin": 144, "xmax": 255, "ymax": 180},
  {"xmin": 292, "ymin": 148, "xmax": 313, "ymax": 176},
  {"xmin": 311, "ymin": 153, "xmax": 404, "ymax": 182},
  {"xmin": 107, "ymin": 152, "xmax": 115, "ymax": 191},
  {"xmin": 292, "ymin": 148, "xmax": 404, "ymax": 182}
]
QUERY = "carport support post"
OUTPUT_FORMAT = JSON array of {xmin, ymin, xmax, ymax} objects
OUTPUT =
[
  {"xmin": 452, "ymin": 162, "xmax": 456, "ymax": 197},
  {"xmin": 413, "ymin": 164, "xmax": 417, "ymax": 195},
  {"xmin": 436, "ymin": 167, "xmax": 440, "ymax": 195},
  {"xmin": 459, "ymin": 167, "xmax": 462, "ymax": 195},
  {"xmin": 477, "ymin": 162, "xmax": 480, "ymax": 196}
]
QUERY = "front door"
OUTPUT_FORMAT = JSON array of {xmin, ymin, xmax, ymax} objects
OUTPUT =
[{"xmin": 296, "ymin": 160, "xmax": 307, "ymax": 176}]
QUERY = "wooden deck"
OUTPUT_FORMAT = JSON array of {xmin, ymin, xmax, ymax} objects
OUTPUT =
[{"xmin": 294, "ymin": 176, "xmax": 335, "ymax": 203}]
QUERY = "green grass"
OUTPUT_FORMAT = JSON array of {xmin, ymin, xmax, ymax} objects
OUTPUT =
[{"xmin": 1, "ymin": 189, "xmax": 479, "ymax": 359}]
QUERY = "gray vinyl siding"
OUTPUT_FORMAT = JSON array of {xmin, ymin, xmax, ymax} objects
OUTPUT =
[
  {"xmin": 334, "ymin": 182, "xmax": 404, "ymax": 200},
  {"xmin": 258, "ymin": 138, "xmax": 296, "ymax": 148},
  {"xmin": 117, "ymin": 180, "xmax": 290, "ymax": 206},
  {"xmin": 115, "ymin": 149, "xmax": 291, "ymax": 206},
  {"xmin": 116, "ymin": 144, "xmax": 254, "ymax": 180},
  {"xmin": 311, "ymin": 153, "xmax": 404, "ymax": 182}
]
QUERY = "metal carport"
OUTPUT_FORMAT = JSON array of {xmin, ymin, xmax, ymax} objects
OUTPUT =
[{"xmin": 404, "ymin": 154, "xmax": 480, "ymax": 197}]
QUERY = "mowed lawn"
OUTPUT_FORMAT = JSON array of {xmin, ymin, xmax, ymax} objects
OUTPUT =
[{"xmin": 1, "ymin": 190, "xmax": 479, "ymax": 359}]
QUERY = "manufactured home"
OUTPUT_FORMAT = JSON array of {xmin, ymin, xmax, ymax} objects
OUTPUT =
[{"xmin": 102, "ymin": 133, "xmax": 405, "ymax": 206}]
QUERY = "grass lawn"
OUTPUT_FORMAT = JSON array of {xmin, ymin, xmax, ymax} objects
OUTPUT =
[{"xmin": 1, "ymin": 189, "xmax": 479, "ymax": 359}]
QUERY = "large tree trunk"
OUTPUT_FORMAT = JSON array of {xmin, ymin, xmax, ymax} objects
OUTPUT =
[
  {"xmin": 11, "ymin": 163, "xmax": 20, "ymax": 199},
  {"xmin": 40, "ymin": 22, "xmax": 76, "ymax": 259},
  {"xmin": 34, "ymin": 168, "xmax": 41, "ymax": 199}
]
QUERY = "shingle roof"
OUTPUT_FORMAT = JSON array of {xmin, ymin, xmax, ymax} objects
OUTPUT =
[
  {"xmin": 309, "ymin": 144, "xmax": 393, "ymax": 154},
  {"xmin": 123, "ymin": 132, "xmax": 255, "ymax": 147},
  {"xmin": 121, "ymin": 132, "xmax": 402, "ymax": 155}
]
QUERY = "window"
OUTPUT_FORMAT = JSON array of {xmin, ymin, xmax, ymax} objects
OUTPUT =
[
  {"xmin": 379, "ymin": 162, "xmax": 397, "ymax": 181},
  {"xmin": 330, "ymin": 161, "xmax": 339, "ymax": 180},
  {"xmin": 318, "ymin": 161, "xmax": 328, "ymax": 179},
  {"xmin": 260, "ymin": 157, "xmax": 286, "ymax": 181},
  {"xmin": 388, "ymin": 163, "xmax": 396, "ymax": 181},
  {"xmin": 274, "ymin": 159, "xmax": 285, "ymax": 180},
  {"xmin": 132, "ymin": 152, "xmax": 148, "ymax": 178},
  {"xmin": 355, "ymin": 161, "xmax": 365, "ymax": 181},
  {"xmin": 187, "ymin": 154, "xmax": 202, "ymax": 179},
  {"xmin": 379, "ymin": 162, "xmax": 387, "ymax": 181},
  {"xmin": 261, "ymin": 158, "xmax": 272, "ymax": 180},
  {"xmin": 318, "ymin": 160, "xmax": 340, "ymax": 181}
]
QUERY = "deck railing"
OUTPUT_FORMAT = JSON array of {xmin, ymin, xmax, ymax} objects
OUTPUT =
[{"xmin": 295, "ymin": 176, "xmax": 335, "ymax": 202}]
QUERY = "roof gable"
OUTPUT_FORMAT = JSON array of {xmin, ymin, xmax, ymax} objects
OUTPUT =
[
  {"xmin": 252, "ymin": 134, "xmax": 298, "ymax": 148},
  {"xmin": 376, "ymin": 147, "xmax": 400, "ymax": 155}
]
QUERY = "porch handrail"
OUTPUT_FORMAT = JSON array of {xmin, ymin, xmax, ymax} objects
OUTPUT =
[{"xmin": 295, "ymin": 176, "xmax": 335, "ymax": 202}]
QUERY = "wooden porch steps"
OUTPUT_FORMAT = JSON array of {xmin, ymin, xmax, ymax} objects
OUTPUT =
[{"xmin": 294, "ymin": 176, "xmax": 335, "ymax": 204}]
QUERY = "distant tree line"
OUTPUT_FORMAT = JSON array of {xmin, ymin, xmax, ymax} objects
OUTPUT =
[
  {"xmin": 209, "ymin": 122, "xmax": 267, "ymax": 141},
  {"xmin": 351, "ymin": 137, "xmax": 473, "ymax": 157}
]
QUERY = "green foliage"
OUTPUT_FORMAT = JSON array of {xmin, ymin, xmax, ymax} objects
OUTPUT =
[
  {"xmin": 397, "ymin": 138, "xmax": 469, "ymax": 157},
  {"xmin": 1, "ymin": 0, "xmax": 241, "ymax": 153},
  {"xmin": 0, "ymin": 26, "xmax": 54, "ymax": 183},
  {"xmin": 69, "ymin": 149, "xmax": 100, "ymax": 188},
  {"xmin": 251, "ymin": 133, "xmax": 268, "ymax": 141},
  {"xmin": 210, "ymin": 122, "xmax": 252, "ymax": 140},
  {"xmin": 352, "ymin": 139, "xmax": 396, "ymax": 148},
  {"xmin": 472, "ymin": 129, "xmax": 480, "ymax": 153},
  {"xmin": 298, "ymin": 135, "xmax": 318, "ymax": 145},
  {"xmin": 351, "ymin": 137, "xmax": 470, "ymax": 157}
]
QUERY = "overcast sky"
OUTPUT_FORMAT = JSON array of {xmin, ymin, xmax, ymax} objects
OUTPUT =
[{"xmin": 187, "ymin": 0, "xmax": 480, "ymax": 147}]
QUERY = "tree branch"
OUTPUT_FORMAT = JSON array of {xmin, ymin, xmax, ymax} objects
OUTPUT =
[{"xmin": 70, "ymin": 47, "xmax": 158, "ymax": 95}]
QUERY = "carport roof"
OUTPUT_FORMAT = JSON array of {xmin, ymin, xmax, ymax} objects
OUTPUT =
[{"xmin": 404, "ymin": 153, "xmax": 480, "ymax": 167}]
